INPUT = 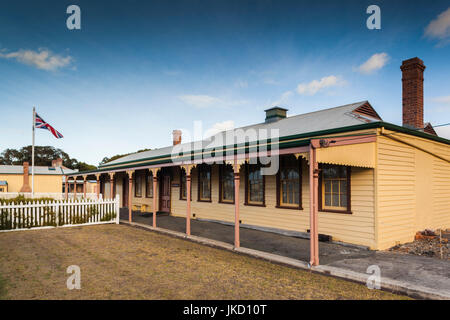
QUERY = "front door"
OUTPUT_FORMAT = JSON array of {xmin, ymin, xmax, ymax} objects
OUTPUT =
[{"xmin": 160, "ymin": 175, "xmax": 171, "ymax": 213}]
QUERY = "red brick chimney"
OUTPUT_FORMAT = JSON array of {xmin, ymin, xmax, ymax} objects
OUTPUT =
[
  {"xmin": 52, "ymin": 158, "xmax": 63, "ymax": 167},
  {"xmin": 172, "ymin": 130, "xmax": 182, "ymax": 145},
  {"xmin": 401, "ymin": 57, "xmax": 426, "ymax": 129},
  {"xmin": 20, "ymin": 162, "xmax": 32, "ymax": 192}
]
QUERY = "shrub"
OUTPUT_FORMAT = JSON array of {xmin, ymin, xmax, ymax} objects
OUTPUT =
[{"xmin": 0, "ymin": 196, "xmax": 56, "ymax": 205}]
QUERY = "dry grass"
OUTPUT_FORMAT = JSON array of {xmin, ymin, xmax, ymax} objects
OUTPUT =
[{"xmin": 0, "ymin": 224, "xmax": 409, "ymax": 300}]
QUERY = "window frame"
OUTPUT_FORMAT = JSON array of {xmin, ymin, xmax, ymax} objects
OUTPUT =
[
  {"xmin": 179, "ymin": 167, "xmax": 192, "ymax": 201},
  {"xmin": 219, "ymin": 164, "xmax": 235, "ymax": 204},
  {"xmin": 145, "ymin": 171, "xmax": 153, "ymax": 198},
  {"xmin": 197, "ymin": 164, "xmax": 212, "ymax": 202},
  {"xmin": 318, "ymin": 165, "xmax": 352, "ymax": 214},
  {"xmin": 276, "ymin": 156, "xmax": 303, "ymax": 210},
  {"xmin": 244, "ymin": 163, "xmax": 265, "ymax": 207},
  {"xmin": 134, "ymin": 172, "xmax": 143, "ymax": 198}
]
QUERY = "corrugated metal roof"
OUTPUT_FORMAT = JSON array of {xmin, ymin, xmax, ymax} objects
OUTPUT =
[
  {"xmin": 62, "ymin": 176, "xmax": 96, "ymax": 183},
  {"xmin": 101, "ymin": 101, "xmax": 379, "ymax": 167},
  {"xmin": 0, "ymin": 165, "xmax": 78, "ymax": 175}
]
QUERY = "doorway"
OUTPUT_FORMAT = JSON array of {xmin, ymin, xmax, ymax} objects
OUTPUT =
[{"xmin": 159, "ymin": 172, "xmax": 171, "ymax": 213}]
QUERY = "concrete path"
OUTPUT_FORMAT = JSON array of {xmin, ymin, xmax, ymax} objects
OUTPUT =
[{"xmin": 121, "ymin": 210, "xmax": 450, "ymax": 300}]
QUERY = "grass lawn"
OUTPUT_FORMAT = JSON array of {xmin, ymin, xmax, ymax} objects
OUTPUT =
[{"xmin": 0, "ymin": 224, "xmax": 409, "ymax": 300}]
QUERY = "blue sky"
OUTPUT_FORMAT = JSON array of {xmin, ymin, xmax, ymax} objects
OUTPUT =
[{"xmin": 1, "ymin": 0, "xmax": 449, "ymax": 165}]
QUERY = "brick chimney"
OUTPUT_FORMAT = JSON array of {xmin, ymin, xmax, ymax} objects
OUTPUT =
[
  {"xmin": 52, "ymin": 158, "xmax": 63, "ymax": 167},
  {"xmin": 401, "ymin": 57, "xmax": 426, "ymax": 129},
  {"xmin": 19, "ymin": 162, "xmax": 32, "ymax": 192},
  {"xmin": 172, "ymin": 130, "xmax": 182, "ymax": 145}
]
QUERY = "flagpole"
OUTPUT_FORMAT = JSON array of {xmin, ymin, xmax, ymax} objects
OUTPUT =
[{"xmin": 31, "ymin": 107, "xmax": 36, "ymax": 197}]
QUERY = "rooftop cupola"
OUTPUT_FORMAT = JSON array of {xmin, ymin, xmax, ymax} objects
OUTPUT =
[{"xmin": 265, "ymin": 106, "xmax": 288, "ymax": 123}]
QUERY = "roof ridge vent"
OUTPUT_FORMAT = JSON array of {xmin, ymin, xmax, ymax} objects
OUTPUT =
[{"xmin": 265, "ymin": 106, "xmax": 288, "ymax": 123}]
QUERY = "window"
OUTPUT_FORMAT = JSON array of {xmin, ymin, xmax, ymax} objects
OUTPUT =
[
  {"xmin": 245, "ymin": 164, "xmax": 265, "ymax": 206},
  {"xmin": 180, "ymin": 168, "xmax": 187, "ymax": 200},
  {"xmin": 146, "ymin": 172, "xmax": 153, "ymax": 198},
  {"xmin": 135, "ymin": 173, "xmax": 143, "ymax": 197},
  {"xmin": 179, "ymin": 167, "xmax": 192, "ymax": 200},
  {"xmin": 219, "ymin": 164, "xmax": 234, "ymax": 203},
  {"xmin": 198, "ymin": 165, "xmax": 211, "ymax": 201},
  {"xmin": 277, "ymin": 156, "xmax": 302, "ymax": 209},
  {"xmin": 319, "ymin": 165, "xmax": 351, "ymax": 213}
]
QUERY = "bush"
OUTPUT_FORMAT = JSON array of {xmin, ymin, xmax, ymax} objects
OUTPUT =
[{"xmin": 0, "ymin": 195, "xmax": 56, "ymax": 205}]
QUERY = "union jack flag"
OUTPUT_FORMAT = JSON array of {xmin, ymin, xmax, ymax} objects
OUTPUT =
[{"xmin": 35, "ymin": 113, "xmax": 64, "ymax": 139}]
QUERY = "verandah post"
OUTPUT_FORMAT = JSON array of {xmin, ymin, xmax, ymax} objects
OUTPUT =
[
  {"xmin": 184, "ymin": 165, "xmax": 193, "ymax": 236},
  {"xmin": 109, "ymin": 172, "xmax": 115, "ymax": 200},
  {"xmin": 233, "ymin": 160, "xmax": 242, "ymax": 248},
  {"xmin": 313, "ymin": 158, "xmax": 319, "ymax": 265},
  {"xmin": 309, "ymin": 142, "xmax": 320, "ymax": 266},
  {"xmin": 95, "ymin": 174, "xmax": 100, "ymax": 199},
  {"xmin": 64, "ymin": 176, "xmax": 69, "ymax": 200},
  {"xmin": 149, "ymin": 168, "xmax": 159, "ymax": 228},
  {"xmin": 127, "ymin": 170, "xmax": 134, "ymax": 223},
  {"xmin": 83, "ymin": 175, "xmax": 87, "ymax": 199},
  {"xmin": 73, "ymin": 176, "xmax": 78, "ymax": 200},
  {"xmin": 115, "ymin": 194, "xmax": 120, "ymax": 224}
]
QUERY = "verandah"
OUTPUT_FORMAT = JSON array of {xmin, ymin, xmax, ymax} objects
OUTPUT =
[{"xmin": 65, "ymin": 135, "xmax": 376, "ymax": 266}]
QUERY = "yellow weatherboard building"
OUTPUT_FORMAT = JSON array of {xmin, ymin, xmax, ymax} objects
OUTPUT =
[
  {"xmin": 67, "ymin": 57, "xmax": 450, "ymax": 251},
  {"xmin": 0, "ymin": 159, "xmax": 78, "ymax": 194}
]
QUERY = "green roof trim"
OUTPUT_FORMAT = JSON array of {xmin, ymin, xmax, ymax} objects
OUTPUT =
[{"xmin": 69, "ymin": 121, "xmax": 450, "ymax": 176}]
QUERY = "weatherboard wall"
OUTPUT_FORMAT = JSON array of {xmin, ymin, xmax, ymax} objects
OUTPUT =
[
  {"xmin": 169, "ymin": 163, "xmax": 376, "ymax": 249},
  {"xmin": 0, "ymin": 174, "xmax": 63, "ymax": 193},
  {"xmin": 108, "ymin": 126, "xmax": 450, "ymax": 251},
  {"xmin": 375, "ymin": 130, "xmax": 450, "ymax": 250}
]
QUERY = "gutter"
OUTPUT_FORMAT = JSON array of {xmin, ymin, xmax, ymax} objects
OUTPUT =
[
  {"xmin": 380, "ymin": 128, "xmax": 450, "ymax": 164},
  {"xmin": 68, "ymin": 121, "xmax": 450, "ymax": 176}
]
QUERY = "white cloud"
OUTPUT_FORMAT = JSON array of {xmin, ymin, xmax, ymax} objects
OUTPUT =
[
  {"xmin": 235, "ymin": 80, "xmax": 248, "ymax": 88},
  {"xmin": 357, "ymin": 53, "xmax": 389, "ymax": 74},
  {"xmin": 263, "ymin": 78, "xmax": 280, "ymax": 85},
  {"xmin": 431, "ymin": 95, "xmax": 450, "ymax": 105},
  {"xmin": 424, "ymin": 7, "xmax": 450, "ymax": 41},
  {"xmin": 179, "ymin": 94, "xmax": 249, "ymax": 109},
  {"xmin": 204, "ymin": 120, "xmax": 235, "ymax": 137},
  {"xmin": 0, "ymin": 48, "xmax": 72, "ymax": 71},
  {"xmin": 296, "ymin": 75, "xmax": 345, "ymax": 95},
  {"xmin": 269, "ymin": 90, "xmax": 293, "ymax": 107},
  {"xmin": 435, "ymin": 126, "xmax": 450, "ymax": 140},
  {"xmin": 179, "ymin": 95, "xmax": 222, "ymax": 108},
  {"xmin": 430, "ymin": 96, "xmax": 450, "ymax": 112}
]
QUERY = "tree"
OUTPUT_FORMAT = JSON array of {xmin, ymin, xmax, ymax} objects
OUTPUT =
[
  {"xmin": 75, "ymin": 162, "xmax": 97, "ymax": 172},
  {"xmin": 99, "ymin": 148, "xmax": 151, "ymax": 166},
  {"xmin": 0, "ymin": 146, "xmax": 96, "ymax": 171}
]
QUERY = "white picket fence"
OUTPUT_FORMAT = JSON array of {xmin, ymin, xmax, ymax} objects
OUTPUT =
[
  {"xmin": 0, "ymin": 195, "xmax": 120, "ymax": 232},
  {"xmin": 0, "ymin": 192, "xmax": 99, "ymax": 201}
]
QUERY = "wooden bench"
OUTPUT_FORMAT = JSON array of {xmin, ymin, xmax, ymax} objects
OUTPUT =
[{"xmin": 132, "ymin": 204, "xmax": 150, "ymax": 214}]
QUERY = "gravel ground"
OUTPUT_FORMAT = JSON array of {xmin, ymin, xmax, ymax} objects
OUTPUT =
[
  {"xmin": 389, "ymin": 232, "xmax": 449, "ymax": 260},
  {"xmin": 0, "ymin": 224, "xmax": 409, "ymax": 300}
]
